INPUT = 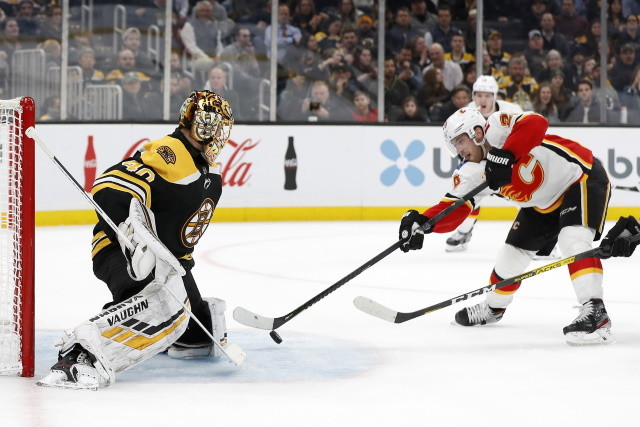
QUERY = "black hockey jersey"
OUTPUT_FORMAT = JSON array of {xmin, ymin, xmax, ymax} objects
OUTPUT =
[{"xmin": 90, "ymin": 128, "xmax": 222, "ymax": 266}]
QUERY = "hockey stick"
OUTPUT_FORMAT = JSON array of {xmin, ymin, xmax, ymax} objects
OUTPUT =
[
  {"xmin": 233, "ymin": 182, "xmax": 490, "ymax": 341},
  {"xmin": 613, "ymin": 183, "xmax": 640, "ymax": 192},
  {"xmin": 26, "ymin": 127, "xmax": 245, "ymax": 366},
  {"xmin": 353, "ymin": 234, "xmax": 640, "ymax": 324}
]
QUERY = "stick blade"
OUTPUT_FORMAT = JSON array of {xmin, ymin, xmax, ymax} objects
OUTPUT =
[
  {"xmin": 353, "ymin": 296, "xmax": 399, "ymax": 323},
  {"xmin": 224, "ymin": 343, "xmax": 246, "ymax": 366},
  {"xmin": 233, "ymin": 306, "xmax": 276, "ymax": 330}
]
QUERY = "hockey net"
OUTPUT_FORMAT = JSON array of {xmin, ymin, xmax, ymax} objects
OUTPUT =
[{"xmin": 0, "ymin": 97, "xmax": 35, "ymax": 377}]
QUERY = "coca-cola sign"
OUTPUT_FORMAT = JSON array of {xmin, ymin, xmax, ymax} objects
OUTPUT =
[{"xmin": 219, "ymin": 138, "xmax": 259, "ymax": 187}]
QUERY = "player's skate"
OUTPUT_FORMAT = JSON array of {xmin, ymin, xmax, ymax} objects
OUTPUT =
[
  {"xmin": 454, "ymin": 300, "xmax": 506, "ymax": 326},
  {"xmin": 37, "ymin": 343, "xmax": 109, "ymax": 391},
  {"xmin": 563, "ymin": 299, "xmax": 615, "ymax": 346},
  {"xmin": 445, "ymin": 229, "xmax": 473, "ymax": 252},
  {"xmin": 168, "ymin": 297, "xmax": 228, "ymax": 359}
]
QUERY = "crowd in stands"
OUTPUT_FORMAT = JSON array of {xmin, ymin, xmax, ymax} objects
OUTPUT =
[{"xmin": 2, "ymin": 0, "xmax": 640, "ymax": 124}]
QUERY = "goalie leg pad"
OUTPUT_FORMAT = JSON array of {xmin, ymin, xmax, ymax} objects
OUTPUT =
[
  {"xmin": 167, "ymin": 297, "xmax": 228, "ymax": 359},
  {"xmin": 38, "ymin": 270, "xmax": 189, "ymax": 389}
]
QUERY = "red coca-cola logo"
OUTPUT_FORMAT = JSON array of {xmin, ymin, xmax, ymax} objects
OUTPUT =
[{"xmin": 219, "ymin": 138, "xmax": 259, "ymax": 187}]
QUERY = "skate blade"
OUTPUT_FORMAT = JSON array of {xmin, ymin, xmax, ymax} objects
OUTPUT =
[
  {"xmin": 565, "ymin": 329, "xmax": 616, "ymax": 346},
  {"xmin": 445, "ymin": 244, "xmax": 468, "ymax": 253},
  {"xmin": 36, "ymin": 372, "xmax": 100, "ymax": 391}
]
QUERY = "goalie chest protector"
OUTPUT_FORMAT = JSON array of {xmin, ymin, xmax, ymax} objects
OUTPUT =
[{"xmin": 91, "ymin": 129, "xmax": 222, "ymax": 262}]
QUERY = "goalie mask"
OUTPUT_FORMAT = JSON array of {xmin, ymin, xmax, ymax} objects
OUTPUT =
[{"xmin": 179, "ymin": 90, "xmax": 234, "ymax": 165}]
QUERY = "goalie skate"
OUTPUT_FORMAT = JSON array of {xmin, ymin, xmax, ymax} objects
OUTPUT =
[
  {"xmin": 445, "ymin": 230, "xmax": 473, "ymax": 252},
  {"xmin": 563, "ymin": 299, "xmax": 615, "ymax": 346},
  {"xmin": 37, "ymin": 344, "xmax": 110, "ymax": 391}
]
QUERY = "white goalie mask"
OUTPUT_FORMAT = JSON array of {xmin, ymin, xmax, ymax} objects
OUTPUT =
[{"xmin": 442, "ymin": 108, "xmax": 487, "ymax": 157}]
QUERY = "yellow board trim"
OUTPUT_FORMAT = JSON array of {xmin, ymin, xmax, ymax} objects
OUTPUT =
[{"xmin": 34, "ymin": 206, "xmax": 640, "ymax": 226}]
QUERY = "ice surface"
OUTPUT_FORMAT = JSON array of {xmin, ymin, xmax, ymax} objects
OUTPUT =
[{"xmin": 1, "ymin": 220, "xmax": 639, "ymax": 427}]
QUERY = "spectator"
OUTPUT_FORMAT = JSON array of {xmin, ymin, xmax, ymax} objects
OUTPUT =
[
  {"xmin": 352, "ymin": 90, "xmax": 377, "ymax": 122},
  {"xmin": 39, "ymin": 4, "xmax": 62, "ymax": 41},
  {"xmin": 120, "ymin": 71, "xmax": 148, "ymax": 121},
  {"xmin": 607, "ymin": 0, "xmax": 625, "ymax": 39},
  {"xmin": 394, "ymin": 95, "xmax": 429, "ymax": 122},
  {"xmin": 555, "ymin": 0, "xmax": 588, "ymax": 42},
  {"xmin": 301, "ymin": 79, "xmax": 353, "ymax": 121},
  {"xmin": 180, "ymin": 1, "xmax": 219, "ymax": 81},
  {"xmin": 286, "ymin": 33, "xmax": 330, "ymax": 81},
  {"xmin": 169, "ymin": 51, "xmax": 194, "ymax": 96},
  {"xmin": 480, "ymin": 48, "xmax": 504, "ymax": 80},
  {"xmin": 317, "ymin": 16, "xmax": 344, "ymax": 52},
  {"xmin": 142, "ymin": 74, "xmax": 186, "ymax": 120},
  {"xmin": 438, "ymin": 84, "xmax": 471, "ymax": 122},
  {"xmin": 463, "ymin": 8, "xmax": 489, "ymax": 54},
  {"xmin": 485, "ymin": 0, "xmax": 517, "ymax": 21},
  {"xmin": 355, "ymin": 15, "xmax": 377, "ymax": 48},
  {"xmin": 622, "ymin": 0, "xmax": 640, "ymax": 19},
  {"xmin": 15, "ymin": 0, "xmax": 39, "ymax": 45},
  {"xmin": 291, "ymin": 0, "xmax": 327, "ymax": 36},
  {"xmin": 566, "ymin": 79, "xmax": 602, "ymax": 123},
  {"xmin": 329, "ymin": 61, "xmax": 367, "ymax": 104},
  {"xmin": 614, "ymin": 14, "xmax": 640, "ymax": 54},
  {"xmin": 409, "ymin": 35, "xmax": 430, "ymax": 71},
  {"xmin": 452, "ymin": 0, "xmax": 476, "ymax": 20},
  {"xmin": 532, "ymin": 82, "xmax": 560, "ymax": 123},
  {"xmin": 547, "ymin": 69, "xmax": 574, "ymax": 119},
  {"xmin": 422, "ymin": 42, "xmax": 463, "ymax": 91},
  {"xmin": 410, "ymin": 0, "xmax": 437, "ymax": 34},
  {"xmin": 424, "ymin": 3, "xmax": 459, "ymax": 52},
  {"xmin": 121, "ymin": 27, "xmax": 156, "ymax": 77},
  {"xmin": 386, "ymin": 7, "xmax": 422, "ymax": 55},
  {"xmin": 499, "ymin": 56, "xmax": 539, "ymax": 111},
  {"xmin": 444, "ymin": 32, "xmax": 475, "ymax": 68},
  {"xmin": 336, "ymin": 0, "xmax": 362, "ymax": 28},
  {"xmin": 619, "ymin": 65, "xmax": 640, "ymax": 110},
  {"xmin": 486, "ymin": 30, "xmax": 511, "ymax": 74},
  {"xmin": 76, "ymin": 48, "xmax": 105, "ymax": 85},
  {"xmin": 537, "ymin": 49, "xmax": 568, "ymax": 85},
  {"xmin": 396, "ymin": 47, "xmax": 423, "ymax": 93},
  {"xmin": 584, "ymin": 19, "xmax": 602, "ymax": 57},
  {"xmin": 339, "ymin": 28, "xmax": 359, "ymax": 65},
  {"xmin": 524, "ymin": 29, "xmax": 547, "ymax": 81},
  {"xmin": 461, "ymin": 63, "xmax": 477, "ymax": 92},
  {"xmin": 540, "ymin": 12, "xmax": 570, "ymax": 57},
  {"xmin": 204, "ymin": 65, "xmax": 243, "ymax": 120},
  {"xmin": 351, "ymin": 45, "xmax": 378, "ymax": 96},
  {"xmin": 521, "ymin": 0, "xmax": 551, "ymax": 39},
  {"xmin": 565, "ymin": 44, "xmax": 590, "ymax": 91},
  {"xmin": 265, "ymin": 3, "xmax": 302, "ymax": 62},
  {"xmin": 383, "ymin": 57, "xmax": 411, "ymax": 120},
  {"xmin": 417, "ymin": 67, "xmax": 450, "ymax": 121},
  {"xmin": 611, "ymin": 43, "xmax": 639, "ymax": 91},
  {"xmin": 40, "ymin": 38, "xmax": 62, "ymax": 70},
  {"xmin": 39, "ymin": 96, "xmax": 61, "ymax": 121},
  {"xmin": 277, "ymin": 71, "xmax": 310, "ymax": 120},
  {"xmin": 105, "ymin": 48, "xmax": 152, "ymax": 87}
]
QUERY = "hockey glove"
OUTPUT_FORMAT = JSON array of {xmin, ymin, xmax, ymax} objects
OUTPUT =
[
  {"xmin": 399, "ymin": 210, "xmax": 430, "ymax": 252},
  {"xmin": 117, "ymin": 220, "xmax": 157, "ymax": 281},
  {"xmin": 599, "ymin": 216, "xmax": 640, "ymax": 258},
  {"xmin": 485, "ymin": 147, "xmax": 515, "ymax": 191}
]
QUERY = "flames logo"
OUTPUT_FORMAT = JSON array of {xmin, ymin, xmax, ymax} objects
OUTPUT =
[
  {"xmin": 499, "ymin": 154, "xmax": 544, "ymax": 202},
  {"xmin": 181, "ymin": 198, "xmax": 215, "ymax": 247},
  {"xmin": 157, "ymin": 146, "xmax": 177, "ymax": 165}
]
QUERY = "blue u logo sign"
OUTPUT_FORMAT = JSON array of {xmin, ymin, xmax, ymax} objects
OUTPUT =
[{"xmin": 379, "ymin": 139, "xmax": 425, "ymax": 186}]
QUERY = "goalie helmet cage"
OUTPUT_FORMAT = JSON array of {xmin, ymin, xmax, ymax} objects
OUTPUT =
[{"xmin": 0, "ymin": 97, "xmax": 35, "ymax": 377}]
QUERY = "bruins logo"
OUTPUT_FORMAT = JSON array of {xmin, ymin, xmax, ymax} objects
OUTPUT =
[
  {"xmin": 157, "ymin": 146, "xmax": 177, "ymax": 165},
  {"xmin": 181, "ymin": 198, "xmax": 215, "ymax": 247}
]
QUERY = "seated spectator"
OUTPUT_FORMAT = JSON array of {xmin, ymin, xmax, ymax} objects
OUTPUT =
[
  {"xmin": 524, "ymin": 29, "xmax": 547, "ymax": 81},
  {"xmin": 105, "ymin": 48, "xmax": 152, "ymax": 88},
  {"xmin": 180, "ymin": 1, "xmax": 223, "ymax": 82},
  {"xmin": 351, "ymin": 90, "xmax": 378, "ymax": 122},
  {"xmin": 15, "ymin": 0, "xmax": 39, "ymax": 45},
  {"xmin": 396, "ymin": 47, "xmax": 423, "ymax": 93},
  {"xmin": 485, "ymin": 30, "xmax": 511, "ymax": 75},
  {"xmin": 0, "ymin": 18, "xmax": 23, "ymax": 95},
  {"xmin": 121, "ymin": 27, "xmax": 156, "ymax": 77},
  {"xmin": 142, "ymin": 73, "xmax": 186, "ymax": 120},
  {"xmin": 480, "ymin": 48, "xmax": 504, "ymax": 80},
  {"xmin": 463, "ymin": 8, "xmax": 489, "ymax": 54},
  {"xmin": 410, "ymin": 0, "xmax": 437, "ymax": 34},
  {"xmin": 336, "ymin": 0, "xmax": 362, "ymax": 28},
  {"xmin": 339, "ymin": 28, "xmax": 359, "ymax": 65},
  {"xmin": 351, "ymin": 46, "xmax": 378, "ymax": 97},
  {"xmin": 438, "ymin": 84, "xmax": 471, "ymax": 122},
  {"xmin": 548, "ymin": 69, "xmax": 574, "ymax": 119},
  {"xmin": 587, "ymin": 61, "xmax": 622, "ymax": 111},
  {"xmin": 409, "ymin": 35, "xmax": 430, "ymax": 71},
  {"xmin": 387, "ymin": 7, "xmax": 422, "ymax": 55},
  {"xmin": 532, "ymin": 83, "xmax": 560, "ymax": 124},
  {"xmin": 444, "ymin": 32, "xmax": 475, "ymax": 68},
  {"xmin": 264, "ymin": 3, "xmax": 302, "ymax": 62},
  {"xmin": 383, "ymin": 57, "xmax": 411, "ymax": 120},
  {"xmin": 203, "ymin": 65, "xmax": 243, "ymax": 120},
  {"xmin": 614, "ymin": 13, "xmax": 640, "ymax": 54},
  {"xmin": 169, "ymin": 50, "xmax": 194, "ymax": 96},
  {"xmin": 301, "ymin": 80, "xmax": 353, "ymax": 121},
  {"xmin": 424, "ymin": 3, "xmax": 459, "ymax": 52},
  {"xmin": 584, "ymin": 19, "xmax": 602, "ymax": 56},
  {"xmin": 39, "ymin": 4, "xmax": 62, "ymax": 41},
  {"xmin": 540, "ymin": 12, "xmax": 569, "ymax": 57},
  {"xmin": 329, "ymin": 61, "xmax": 369, "ymax": 105},
  {"xmin": 417, "ymin": 67, "xmax": 450, "ymax": 121},
  {"xmin": 39, "ymin": 95, "xmax": 61, "ymax": 121},
  {"xmin": 498, "ymin": 56, "xmax": 539, "ymax": 111},
  {"xmin": 619, "ymin": 65, "xmax": 640, "ymax": 110},
  {"xmin": 291, "ymin": 0, "xmax": 327, "ymax": 36},
  {"xmin": 566, "ymin": 79, "xmax": 605, "ymax": 123},
  {"xmin": 285, "ymin": 33, "xmax": 330, "ymax": 82},
  {"xmin": 521, "ymin": 0, "xmax": 551, "ymax": 39},
  {"xmin": 537, "ymin": 49, "xmax": 568, "ymax": 85},
  {"xmin": 461, "ymin": 63, "xmax": 476, "ymax": 92},
  {"xmin": 555, "ymin": 0, "xmax": 588, "ymax": 42},
  {"xmin": 565, "ymin": 44, "xmax": 590, "ymax": 91},
  {"xmin": 317, "ymin": 16, "xmax": 343, "ymax": 52},
  {"xmin": 611, "ymin": 43, "xmax": 639, "ymax": 91},
  {"xmin": 40, "ymin": 38, "xmax": 62, "ymax": 70},
  {"xmin": 277, "ymin": 71, "xmax": 310, "ymax": 120},
  {"xmin": 607, "ymin": 0, "xmax": 625, "ymax": 39},
  {"xmin": 355, "ymin": 14, "xmax": 377, "ymax": 49},
  {"xmin": 76, "ymin": 48, "xmax": 105, "ymax": 85},
  {"xmin": 120, "ymin": 71, "xmax": 148, "ymax": 121},
  {"xmin": 394, "ymin": 95, "xmax": 429, "ymax": 122},
  {"xmin": 422, "ymin": 42, "xmax": 463, "ymax": 91}
]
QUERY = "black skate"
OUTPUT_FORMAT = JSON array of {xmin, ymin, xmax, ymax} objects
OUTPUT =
[
  {"xmin": 563, "ymin": 299, "xmax": 615, "ymax": 346},
  {"xmin": 445, "ymin": 229, "xmax": 473, "ymax": 252},
  {"xmin": 37, "ymin": 344, "xmax": 109, "ymax": 390},
  {"xmin": 455, "ymin": 301, "xmax": 506, "ymax": 326}
]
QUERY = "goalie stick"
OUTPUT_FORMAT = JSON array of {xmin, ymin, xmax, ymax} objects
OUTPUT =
[
  {"xmin": 26, "ymin": 127, "xmax": 246, "ymax": 366},
  {"xmin": 233, "ymin": 182, "xmax": 490, "ymax": 339},
  {"xmin": 613, "ymin": 183, "xmax": 640, "ymax": 193},
  {"xmin": 353, "ymin": 233, "xmax": 640, "ymax": 324}
]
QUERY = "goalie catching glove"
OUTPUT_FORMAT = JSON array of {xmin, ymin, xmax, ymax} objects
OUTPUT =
[
  {"xmin": 399, "ymin": 210, "xmax": 431, "ymax": 252},
  {"xmin": 117, "ymin": 198, "xmax": 185, "ymax": 281},
  {"xmin": 599, "ymin": 216, "xmax": 640, "ymax": 258}
]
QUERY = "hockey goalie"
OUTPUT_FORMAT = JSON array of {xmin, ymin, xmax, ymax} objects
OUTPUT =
[{"xmin": 38, "ymin": 91, "xmax": 237, "ymax": 390}]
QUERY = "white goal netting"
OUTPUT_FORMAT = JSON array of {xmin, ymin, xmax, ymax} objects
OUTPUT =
[{"xmin": 0, "ymin": 98, "xmax": 28, "ymax": 376}]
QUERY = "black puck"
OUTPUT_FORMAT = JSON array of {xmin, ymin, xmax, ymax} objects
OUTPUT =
[{"xmin": 269, "ymin": 330, "xmax": 283, "ymax": 344}]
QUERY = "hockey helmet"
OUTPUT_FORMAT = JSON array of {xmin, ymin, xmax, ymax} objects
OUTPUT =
[
  {"xmin": 472, "ymin": 75, "xmax": 498, "ymax": 97},
  {"xmin": 179, "ymin": 90, "xmax": 234, "ymax": 165},
  {"xmin": 442, "ymin": 108, "xmax": 487, "ymax": 157}
]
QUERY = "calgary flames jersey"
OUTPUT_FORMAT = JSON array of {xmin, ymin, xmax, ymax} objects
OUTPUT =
[
  {"xmin": 425, "ymin": 112, "xmax": 593, "ymax": 232},
  {"xmin": 90, "ymin": 128, "xmax": 222, "ymax": 264}
]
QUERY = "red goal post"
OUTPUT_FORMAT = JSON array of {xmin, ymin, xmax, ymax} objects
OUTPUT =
[{"xmin": 0, "ymin": 97, "xmax": 35, "ymax": 377}]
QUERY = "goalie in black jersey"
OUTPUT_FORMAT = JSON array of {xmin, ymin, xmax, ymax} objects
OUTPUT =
[{"xmin": 38, "ymin": 91, "xmax": 238, "ymax": 390}]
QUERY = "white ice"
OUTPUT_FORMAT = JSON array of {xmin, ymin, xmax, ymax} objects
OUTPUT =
[{"xmin": 1, "ymin": 220, "xmax": 639, "ymax": 427}]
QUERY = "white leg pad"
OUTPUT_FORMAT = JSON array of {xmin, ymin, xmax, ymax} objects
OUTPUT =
[
  {"xmin": 558, "ymin": 226, "xmax": 602, "ymax": 304},
  {"xmin": 486, "ymin": 244, "xmax": 535, "ymax": 309}
]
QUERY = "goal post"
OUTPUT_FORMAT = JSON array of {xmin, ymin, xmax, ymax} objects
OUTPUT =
[{"xmin": 0, "ymin": 97, "xmax": 35, "ymax": 377}]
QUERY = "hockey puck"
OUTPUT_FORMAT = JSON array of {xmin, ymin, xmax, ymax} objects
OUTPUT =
[{"xmin": 269, "ymin": 330, "xmax": 283, "ymax": 344}]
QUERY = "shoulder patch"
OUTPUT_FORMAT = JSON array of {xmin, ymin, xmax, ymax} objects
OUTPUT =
[{"xmin": 157, "ymin": 146, "xmax": 177, "ymax": 165}]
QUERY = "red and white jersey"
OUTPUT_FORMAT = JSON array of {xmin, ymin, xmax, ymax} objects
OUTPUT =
[{"xmin": 424, "ymin": 112, "xmax": 594, "ymax": 233}]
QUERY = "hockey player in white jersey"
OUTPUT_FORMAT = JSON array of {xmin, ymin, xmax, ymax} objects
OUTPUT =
[
  {"xmin": 399, "ymin": 108, "xmax": 613, "ymax": 345},
  {"xmin": 445, "ymin": 75, "xmax": 523, "ymax": 252}
]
